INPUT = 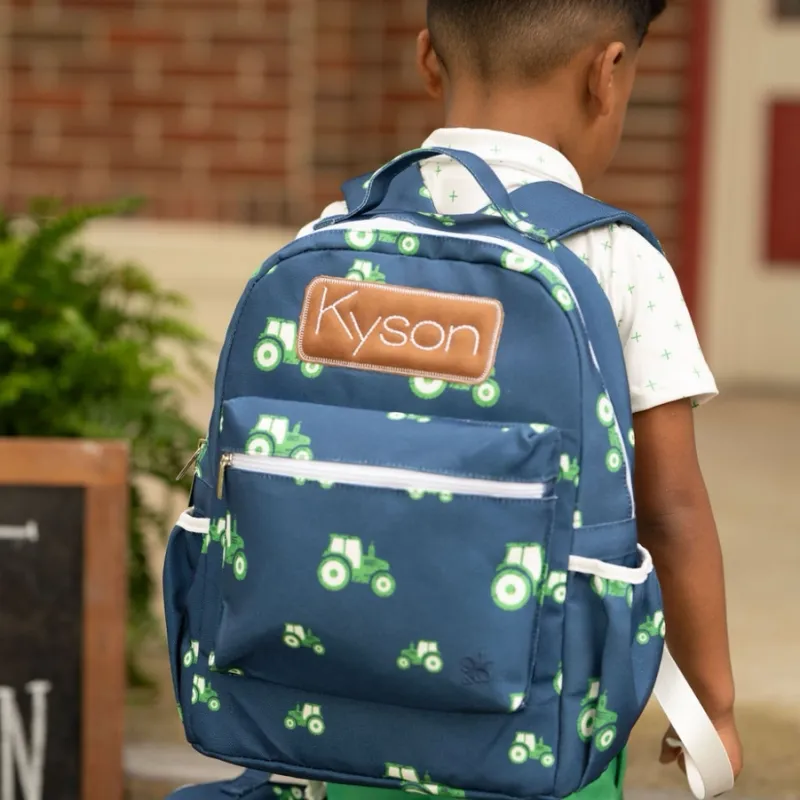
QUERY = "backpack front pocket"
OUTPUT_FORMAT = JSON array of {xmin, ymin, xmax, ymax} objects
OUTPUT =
[{"xmin": 209, "ymin": 398, "xmax": 564, "ymax": 715}]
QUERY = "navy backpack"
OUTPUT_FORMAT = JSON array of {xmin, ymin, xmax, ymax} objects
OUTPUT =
[{"xmin": 164, "ymin": 149, "xmax": 734, "ymax": 799}]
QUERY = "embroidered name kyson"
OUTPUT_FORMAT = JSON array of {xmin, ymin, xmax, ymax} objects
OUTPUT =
[{"xmin": 297, "ymin": 276, "xmax": 504, "ymax": 383}]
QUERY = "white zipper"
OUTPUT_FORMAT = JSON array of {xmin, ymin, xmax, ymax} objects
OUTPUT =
[{"xmin": 217, "ymin": 452, "xmax": 548, "ymax": 501}]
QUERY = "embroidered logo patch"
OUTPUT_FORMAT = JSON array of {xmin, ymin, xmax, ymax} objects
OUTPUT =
[{"xmin": 297, "ymin": 277, "xmax": 504, "ymax": 384}]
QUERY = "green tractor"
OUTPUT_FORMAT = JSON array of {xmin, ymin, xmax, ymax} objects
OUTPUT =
[
  {"xmin": 407, "ymin": 488, "xmax": 453, "ymax": 503},
  {"xmin": 387, "ymin": 412, "xmax": 431, "ymax": 423},
  {"xmin": 271, "ymin": 786, "xmax": 304, "ymax": 800},
  {"xmin": 508, "ymin": 732, "xmax": 556, "ymax": 768},
  {"xmin": 419, "ymin": 211, "xmax": 456, "ymax": 227},
  {"xmin": 396, "ymin": 641, "xmax": 443, "ymax": 673},
  {"xmin": 346, "ymin": 258, "xmax": 386, "ymax": 283},
  {"xmin": 317, "ymin": 534, "xmax": 396, "ymax": 597},
  {"xmin": 491, "ymin": 543, "xmax": 544, "ymax": 611},
  {"xmin": 384, "ymin": 764, "xmax": 465, "ymax": 796},
  {"xmin": 408, "ymin": 368, "xmax": 501, "ymax": 408},
  {"xmin": 283, "ymin": 624, "xmax": 326, "ymax": 655},
  {"xmin": 208, "ymin": 651, "xmax": 244, "ymax": 676},
  {"xmin": 534, "ymin": 260, "xmax": 575, "ymax": 311},
  {"xmin": 591, "ymin": 575, "xmax": 633, "ymax": 608},
  {"xmin": 246, "ymin": 415, "xmax": 312, "ymax": 460},
  {"xmin": 538, "ymin": 569, "xmax": 568, "ymax": 605},
  {"xmin": 201, "ymin": 515, "xmax": 227, "ymax": 555},
  {"xmin": 183, "ymin": 640, "xmax": 200, "ymax": 668},
  {"xmin": 344, "ymin": 229, "xmax": 421, "ymax": 256},
  {"xmin": 596, "ymin": 394, "xmax": 624, "ymax": 474},
  {"xmin": 636, "ymin": 611, "xmax": 666, "ymax": 645},
  {"xmin": 253, "ymin": 317, "xmax": 323, "ymax": 379},
  {"xmin": 216, "ymin": 511, "xmax": 247, "ymax": 581},
  {"xmin": 284, "ymin": 703, "xmax": 325, "ymax": 736},
  {"xmin": 191, "ymin": 675, "xmax": 221, "ymax": 712},
  {"xmin": 509, "ymin": 693, "xmax": 525, "ymax": 712},
  {"xmin": 577, "ymin": 680, "xmax": 618, "ymax": 752},
  {"xmin": 559, "ymin": 454, "xmax": 580, "ymax": 486}
]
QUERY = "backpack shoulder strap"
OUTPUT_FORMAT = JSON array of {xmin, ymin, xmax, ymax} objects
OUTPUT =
[
  {"xmin": 340, "ymin": 164, "xmax": 436, "ymax": 216},
  {"xmin": 510, "ymin": 181, "xmax": 664, "ymax": 253}
]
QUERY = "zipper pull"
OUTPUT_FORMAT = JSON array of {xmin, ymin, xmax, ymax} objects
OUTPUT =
[
  {"xmin": 176, "ymin": 438, "xmax": 207, "ymax": 481},
  {"xmin": 217, "ymin": 454, "xmax": 233, "ymax": 499}
]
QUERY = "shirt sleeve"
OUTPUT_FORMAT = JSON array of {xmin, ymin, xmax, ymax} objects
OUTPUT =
[
  {"xmin": 567, "ymin": 224, "xmax": 718, "ymax": 414},
  {"xmin": 296, "ymin": 201, "xmax": 348, "ymax": 239}
]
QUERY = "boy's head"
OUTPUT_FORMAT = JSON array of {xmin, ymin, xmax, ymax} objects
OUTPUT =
[{"xmin": 418, "ymin": 0, "xmax": 667, "ymax": 185}]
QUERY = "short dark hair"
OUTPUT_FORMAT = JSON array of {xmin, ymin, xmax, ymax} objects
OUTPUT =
[{"xmin": 428, "ymin": 0, "xmax": 668, "ymax": 81}]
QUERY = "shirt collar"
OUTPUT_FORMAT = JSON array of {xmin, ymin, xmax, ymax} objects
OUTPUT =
[{"xmin": 421, "ymin": 128, "xmax": 584, "ymax": 194}]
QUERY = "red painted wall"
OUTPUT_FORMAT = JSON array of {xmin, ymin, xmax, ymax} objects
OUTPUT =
[{"xmin": 767, "ymin": 101, "xmax": 800, "ymax": 264}]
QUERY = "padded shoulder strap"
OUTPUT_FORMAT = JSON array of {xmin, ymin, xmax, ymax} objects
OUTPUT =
[{"xmin": 510, "ymin": 181, "xmax": 664, "ymax": 253}]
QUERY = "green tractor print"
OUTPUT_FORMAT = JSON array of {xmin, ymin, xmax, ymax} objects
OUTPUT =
[
  {"xmin": 591, "ymin": 575, "xmax": 633, "ymax": 608},
  {"xmin": 346, "ymin": 258, "xmax": 386, "ymax": 283},
  {"xmin": 509, "ymin": 693, "xmax": 525, "ymax": 712},
  {"xmin": 559, "ymin": 454, "xmax": 580, "ymax": 486},
  {"xmin": 409, "ymin": 368, "xmax": 501, "ymax": 408},
  {"xmin": 191, "ymin": 675, "xmax": 221, "ymax": 712},
  {"xmin": 247, "ymin": 415, "xmax": 333, "ymax": 489},
  {"xmin": 596, "ymin": 394, "xmax": 624, "ymax": 474},
  {"xmin": 344, "ymin": 229, "xmax": 420, "ymax": 256},
  {"xmin": 254, "ymin": 317, "xmax": 323, "ymax": 378},
  {"xmin": 271, "ymin": 787, "xmax": 304, "ymax": 800},
  {"xmin": 407, "ymin": 488, "xmax": 453, "ymax": 503},
  {"xmin": 247, "ymin": 414, "xmax": 312, "ymax": 459},
  {"xmin": 183, "ymin": 640, "xmax": 200, "ymax": 668},
  {"xmin": 207, "ymin": 651, "xmax": 244, "ymax": 676},
  {"xmin": 554, "ymin": 664, "xmax": 563, "ymax": 696},
  {"xmin": 577, "ymin": 680, "xmax": 618, "ymax": 752},
  {"xmin": 384, "ymin": 764, "xmax": 465, "ymax": 797},
  {"xmin": 492, "ymin": 543, "xmax": 566, "ymax": 610},
  {"xmin": 636, "ymin": 611, "xmax": 666, "ymax": 645},
  {"xmin": 492, "ymin": 543, "xmax": 544, "ymax": 611},
  {"xmin": 538, "ymin": 569, "xmax": 568, "ymax": 605},
  {"xmin": 508, "ymin": 732, "xmax": 556, "ymax": 768},
  {"xmin": 201, "ymin": 515, "xmax": 226, "ymax": 555},
  {"xmin": 217, "ymin": 512, "xmax": 248, "ymax": 581},
  {"xmin": 284, "ymin": 703, "xmax": 325, "ymax": 736},
  {"xmin": 387, "ymin": 412, "xmax": 431, "ymax": 423},
  {"xmin": 397, "ymin": 641, "xmax": 443, "ymax": 673},
  {"xmin": 317, "ymin": 534, "xmax": 396, "ymax": 597},
  {"xmin": 283, "ymin": 623, "xmax": 326, "ymax": 656},
  {"xmin": 420, "ymin": 211, "xmax": 456, "ymax": 227}
]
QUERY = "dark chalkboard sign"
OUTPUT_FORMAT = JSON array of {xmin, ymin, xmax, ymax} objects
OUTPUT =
[{"xmin": 0, "ymin": 440, "xmax": 128, "ymax": 800}]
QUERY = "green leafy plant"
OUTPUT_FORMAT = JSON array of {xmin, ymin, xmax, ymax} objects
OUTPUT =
[{"xmin": 0, "ymin": 199, "xmax": 209, "ymax": 686}]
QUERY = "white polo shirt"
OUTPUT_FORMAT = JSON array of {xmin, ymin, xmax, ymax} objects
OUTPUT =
[{"xmin": 298, "ymin": 128, "xmax": 718, "ymax": 414}]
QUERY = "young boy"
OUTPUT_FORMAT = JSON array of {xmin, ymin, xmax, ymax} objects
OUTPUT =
[{"xmin": 299, "ymin": 1, "xmax": 743, "ymax": 798}]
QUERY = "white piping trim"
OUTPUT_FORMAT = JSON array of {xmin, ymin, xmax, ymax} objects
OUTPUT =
[
  {"xmin": 177, "ymin": 510, "xmax": 210, "ymax": 535},
  {"xmin": 567, "ymin": 544, "xmax": 652, "ymax": 584}
]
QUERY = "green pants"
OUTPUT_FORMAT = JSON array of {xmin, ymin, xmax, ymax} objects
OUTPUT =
[{"xmin": 326, "ymin": 752, "xmax": 625, "ymax": 800}]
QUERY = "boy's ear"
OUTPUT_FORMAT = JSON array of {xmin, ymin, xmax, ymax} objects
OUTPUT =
[
  {"xmin": 416, "ymin": 29, "xmax": 443, "ymax": 100},
  {"xmin": 587, "ymin": 41, "xmax": 628, "ymax": 117}
]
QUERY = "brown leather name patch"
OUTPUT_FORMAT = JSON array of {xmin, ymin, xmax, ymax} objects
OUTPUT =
[{"xmin": 297, "ymin": 276, "xmax": 504, "ymax": 383}]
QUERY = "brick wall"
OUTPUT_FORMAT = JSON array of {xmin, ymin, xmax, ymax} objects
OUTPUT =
[{"xmin": 0, "ymin": 0, "xmax": 693, "ymax": 272}]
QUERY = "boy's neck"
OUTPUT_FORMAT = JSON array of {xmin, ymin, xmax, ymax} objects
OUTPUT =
[{"xmin": 442, "ymin": 83, "xmax": 571, "ymax": 156}]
